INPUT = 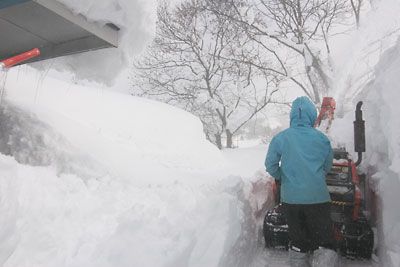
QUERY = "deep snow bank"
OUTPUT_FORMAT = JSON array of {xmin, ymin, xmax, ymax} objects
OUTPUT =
[
  {"xmin": 0, "ymin": 102, "xmax": 107, "ymax": 179},
  {"xmin": 332, "ymin": 0, "xmax": 400, "ymax": 114},
  {"xmin": 360, "ymin": 39, "xmax": 400, "ymax": 267},
  {"xmin": 328, "ymin": 3, "xmax": 400, "ymax": 263},
  {"xmin": 331, "ymin": 36, "xmax": 400, "ymax": 267},
  {"xmin": 0, "ymin": 66, "xmax": 252, "ymax": 266},
  {"xmin": 4, "ymin": 67, "xmax": 224, "ymax": 184},
  {"xmin": 0, "ymin": 153, "xmax": 243, "ymax": 267}
]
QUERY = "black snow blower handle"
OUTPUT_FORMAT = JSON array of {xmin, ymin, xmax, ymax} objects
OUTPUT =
[{"xmin": 354, "ymin": 101, "xmax": 366, "ymax": 166}]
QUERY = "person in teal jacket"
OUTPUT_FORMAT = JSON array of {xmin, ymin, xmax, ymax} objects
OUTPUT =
[{"xmin": 265, "ymin": 96, "xmax": 338, "ymax": 267}]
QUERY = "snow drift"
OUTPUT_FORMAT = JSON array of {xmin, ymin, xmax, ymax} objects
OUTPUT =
[
  {"xmin": 5, "ymin": 67, "xmax": 224, "ymax": 184},
  {"xmin": 360, "ymin": 38, "xmax": 400, "ymax": 267},
  {"xmin": 0, "ymin": 66, "xmax": 255, "ymax": 267},
  {"xmin": 332, "ymin": 0, "xmax": 400, "ymax": 114},
  {"xmin": 0, "ymin": 153, "xmax": 243, "ymax": 267},
  {"xmin": 325, "ymin": 1, "xmax": 400, "ymax": 264}
]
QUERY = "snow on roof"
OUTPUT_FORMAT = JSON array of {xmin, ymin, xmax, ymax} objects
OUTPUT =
[
  {"xmin": 48, "ymin": 0, "xmax": 157, "ymax": 86},
  {"xmin": 0, "ymin": 0, "xmax": 119, "ymax": 63}
]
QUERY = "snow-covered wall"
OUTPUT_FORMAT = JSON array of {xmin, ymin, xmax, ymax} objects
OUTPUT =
[
  {"xmin": 361, "ymin": 38, "xmax": 400, "ymax": 267},
  {"xmin": 0, "ymin": 66, "xmax": 248, "ymax": 267},
  {"xmin": 332, "ymin": 0, "xmax": 400, "ymax": 114},
  {"xmin": 328, "ymin": 1, "xmax": 400, "ymax": 265},
  {"xmin": 332, "ymin": 36, "xmax": 400, "ymax": 266}
]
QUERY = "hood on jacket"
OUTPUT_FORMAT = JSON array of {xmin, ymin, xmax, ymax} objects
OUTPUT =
[{"xmin": 290, "ymin": 96, "xmax": 317, "ymax": 127}]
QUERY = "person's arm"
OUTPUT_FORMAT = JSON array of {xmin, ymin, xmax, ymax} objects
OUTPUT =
[
  {"xmin": 265, "ymin": 136, "xmax": 282, "ymax": 180},
  {"xmin": 323, "ymin": 141, "xmax": 333, "ymax": 174}
]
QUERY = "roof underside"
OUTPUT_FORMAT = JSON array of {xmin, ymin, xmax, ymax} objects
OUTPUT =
[{"xmin": 0, "ymin": 0, "xmax": 119, "ymax": 64}]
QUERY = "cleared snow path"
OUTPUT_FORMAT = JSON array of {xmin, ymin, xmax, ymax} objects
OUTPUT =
[
  {"xmin": 223, "ymin": 179, "xmax": 378, "ymax": 267},
  {"xmin": 222, "ymin": 149, "xmax": 377, "ymax": 267}
]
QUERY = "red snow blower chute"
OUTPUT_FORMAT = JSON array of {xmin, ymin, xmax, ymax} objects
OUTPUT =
[{"xmin": 263, "ymin": 97, "xmax": 374, "ymax": 259}]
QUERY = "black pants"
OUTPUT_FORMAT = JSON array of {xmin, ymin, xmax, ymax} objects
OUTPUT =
[{"xmin": 283, "ymin": 202, "xmax": 335, "ymax": 253}]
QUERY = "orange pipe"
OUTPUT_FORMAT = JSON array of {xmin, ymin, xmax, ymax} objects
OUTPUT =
[{"xmin": 1, "ymin": 48, "xmax": 40, "ymax": 69}]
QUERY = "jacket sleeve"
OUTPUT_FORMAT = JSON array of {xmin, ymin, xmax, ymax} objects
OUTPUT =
[
  {"xmin": 265, "ymin": 135, "xmax": 282, "ymax": 180},
  {"xmin": 323, "ymin": 141, "xmax": 333, "ymax": 174}
]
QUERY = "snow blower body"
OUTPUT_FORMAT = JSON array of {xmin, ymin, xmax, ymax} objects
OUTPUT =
[{"xmin": 263, "ymin": 98, "xmax": 374, "ymax": 259}]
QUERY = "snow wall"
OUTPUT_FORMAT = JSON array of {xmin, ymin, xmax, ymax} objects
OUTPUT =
[
  {"xmin": 0, "ymin": 66, "xmax": 256, "ymax": 267},
  {"xmin": 361, "ymin": 38, "xmax": 400, "ymax": 267},
  {"xmin": 329, "ymin": 1, "xmax": 400, "ymax": 264},
  {"xmin": 331, "ymin": 36, "xmax": 400, "ymax": 267}
]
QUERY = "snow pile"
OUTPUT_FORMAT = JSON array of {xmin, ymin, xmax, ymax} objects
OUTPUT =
[
  {"xmin": 331, "ymin": 35, "xmax": 400, "ymax": 267},
  {"xmin": 360, "ymin": 38, "xmax": 400, "ymax": 266},
  {"xmin": 0, "ymin": 102, "xmax": 107, "ymax": 179},
  {"xmin": 5, "ymin": 67, "xmax": 224, "ymax": 184},
  {"xmin": 33, "ymin": 0, "xmax": 158, "ymax": 85},
  {"xmin": 0, "ymin": 153, "xmax": 243, "ymax": 267},
  {"xmin": 332, "ymin": 0, "xmax": 400, "ymax": 113},
  {"xmin": 0, "ymin": 66, "xmax": 256, "ymax": 266},
  {"xmin": 322, "ymin": 1, "xmax": 400, "ymax": 264}
]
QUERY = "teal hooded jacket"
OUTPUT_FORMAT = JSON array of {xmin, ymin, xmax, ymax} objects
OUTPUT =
[{"xmin": 265, "ymin": 96, "xmax": 333, "ymax": 204}]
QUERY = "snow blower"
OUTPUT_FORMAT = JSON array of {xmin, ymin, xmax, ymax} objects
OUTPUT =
[{"xmin": 263, "ymin": 98, "xmax": 374, "ymax": 259}]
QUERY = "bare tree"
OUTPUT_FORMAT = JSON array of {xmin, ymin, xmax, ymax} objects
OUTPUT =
[
  {"xmin": 350, "ymin": 0, "xmax": 363, "ymax": 27},
  {"xmin": 132, "ymin": 0, "xmax": 281, "ymax": 148},
  {"xmin": 206, "ymin": 0, "xmax": 350, "ymax": 104}
]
